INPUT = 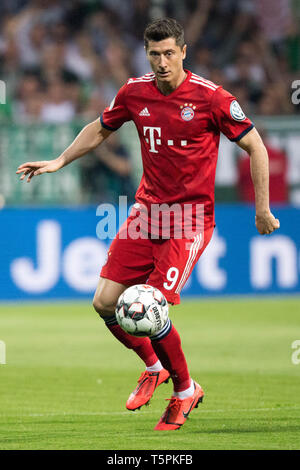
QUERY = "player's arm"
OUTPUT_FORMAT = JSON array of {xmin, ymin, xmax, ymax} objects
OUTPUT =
[
  {"xmin": 16, "ymin": 119, "xmax": 112, "ymax": 182},
  {"xmin": 236, "ymin": 127, "xmax": 280, "ymax": 235}
]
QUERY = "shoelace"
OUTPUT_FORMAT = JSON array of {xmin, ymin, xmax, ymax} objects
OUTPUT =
[
  {"xmin": 164, "ymin": 396, "xmax": 182, "ymax": 413},
  {"xmin": 159, "ymin": 397, "xmax": 183, "ymax": 422},
  {"xmin": 137, "ymin": 371, "xmax": 151, "ymax": 383},
  {"xmin": 133, "ymin": 371, "xmax": 156, "ymax": 396}
]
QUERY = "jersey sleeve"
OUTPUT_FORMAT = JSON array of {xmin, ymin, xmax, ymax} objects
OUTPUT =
[
  {"xmin": 100, "ymin": 83, "xmax": 132, "ymax": 131},
  {"xmin": 210, "ymin": 87, "xmax": 254, "ymax": 141}
]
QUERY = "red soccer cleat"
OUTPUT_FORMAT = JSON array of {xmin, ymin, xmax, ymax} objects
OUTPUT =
[
  {"xmin": 154, "ymin": 381, "xmax": 204, "ymax": 431},
  {"xmin": 126, "ymin": 369, "xmax": 170, "ymax": 411}
]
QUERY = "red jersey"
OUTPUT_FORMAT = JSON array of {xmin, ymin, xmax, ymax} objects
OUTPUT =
[{"xmin": 101, "ymin": 70, "xmax": 253, "ymax": 233}]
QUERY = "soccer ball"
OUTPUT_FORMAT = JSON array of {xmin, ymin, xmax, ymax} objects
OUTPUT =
[{"xmin": 115, "ymin": 284, "xmax": 169, "ymax": 337}]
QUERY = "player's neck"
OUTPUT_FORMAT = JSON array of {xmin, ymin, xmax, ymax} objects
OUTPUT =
[{"xmin": 156, "ymin": 69, "xmax": 187, "ymax": 96}]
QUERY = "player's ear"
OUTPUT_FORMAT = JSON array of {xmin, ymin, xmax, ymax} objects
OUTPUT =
[{"xmin": 182, "ymin": 44, "xmax": 187, "ymax": 60}]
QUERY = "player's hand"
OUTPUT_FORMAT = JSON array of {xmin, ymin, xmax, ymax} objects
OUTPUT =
[
  {"xmin": 16, "ymin": 159, "xmax": 62, "ymax": 182},
  {"xmin": 255, "ymin": 211, "xmax": 280, "ymax": 235}
]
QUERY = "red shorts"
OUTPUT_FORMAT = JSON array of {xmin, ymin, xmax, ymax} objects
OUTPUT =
[{"xmin": 100, "ymin": 216, "xmax": 214, "ymax": 305}]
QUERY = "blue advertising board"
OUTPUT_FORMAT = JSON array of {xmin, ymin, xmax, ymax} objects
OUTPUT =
[{"xmin": 0, "ymin": 205, "xmax": 299, "ymax": 301}]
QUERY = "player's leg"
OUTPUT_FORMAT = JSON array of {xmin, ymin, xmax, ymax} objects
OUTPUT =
[
  {"xmin": 93, "ymin": 276, "xmax": 127, "ymax": 316},
  {"xmin": 94, "ymin": 229, "xmax": 170, "ymax": 409},
  {"xmin": 148, "ymin": 227, "xmax": 214, "ymax": 429},
  {"xmin": 93, "ymin": 276, "xmax": 159, "ymax": 369}
]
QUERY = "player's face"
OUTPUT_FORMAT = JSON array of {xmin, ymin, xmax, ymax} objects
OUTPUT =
[{"xmin": 146, "ymin": 38, "xmax": 187, "ymax": 85}]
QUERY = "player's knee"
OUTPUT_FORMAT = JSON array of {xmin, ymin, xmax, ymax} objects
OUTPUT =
[
  {"xmin": 92, "ymin": 295, "xmax": 106, "ymax": 313},
  {"xmin": 92, "ymin": 294, "xmax": 115, "ymax": 316}
]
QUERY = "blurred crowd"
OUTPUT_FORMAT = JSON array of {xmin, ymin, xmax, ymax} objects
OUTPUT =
[
  {"xmin": 0, "ymin": 0, "xmax": 299, "ymax": 124},
  {"xmin": 0, "ymin": 0, "xmax": 298, "ymax": 204}
]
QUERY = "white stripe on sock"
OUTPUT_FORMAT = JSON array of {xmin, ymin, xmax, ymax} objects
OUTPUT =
[
  {"xmin": 146, "ymin": 360, "xmax": 163, "ymax": 372},
  {"xmin": 173, "ymin": 380, "xmax": 194, "ymax": 399}
]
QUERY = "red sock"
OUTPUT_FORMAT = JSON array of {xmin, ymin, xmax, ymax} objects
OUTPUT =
[
  {"xmin": 151, "ymin": 324, "xmax": 191, "ymax": 392},
  {"xmin": 106, "ymin": 323, "xmax": 158, "ymax": 367}
]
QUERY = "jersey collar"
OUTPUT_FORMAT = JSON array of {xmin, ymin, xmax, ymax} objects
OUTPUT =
[{"xmin": 152, "ymin": 69, "xmax": 191, "ymax": 98}]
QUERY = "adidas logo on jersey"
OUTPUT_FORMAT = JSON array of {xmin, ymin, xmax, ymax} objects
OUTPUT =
[{"xmin": 139, "ymin": 107, "xmax": 150, "ymax": 116}]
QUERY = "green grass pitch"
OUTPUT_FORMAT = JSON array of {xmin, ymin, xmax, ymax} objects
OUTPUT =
[{"xmin": 0, "ymin": 297, "xmax": 300, "ymax": 450}]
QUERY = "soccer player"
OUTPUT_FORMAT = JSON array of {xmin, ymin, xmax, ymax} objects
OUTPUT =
[{"xmin": 17, "ymin": 18, "xmax": 280, "ymax": 431}]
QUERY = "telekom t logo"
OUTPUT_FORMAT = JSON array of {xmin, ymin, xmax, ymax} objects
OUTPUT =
[
  {"xmin": 143, "ymin": 126, "xmax": 161, "ymax": 153},
  {"xmin": 143, "ymin": 126, "xmax": 187, "ymax": 153}
]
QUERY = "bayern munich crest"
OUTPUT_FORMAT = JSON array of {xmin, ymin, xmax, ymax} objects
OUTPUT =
[{"xmin": 180, "ymin": 103, "xmax": 196, "ymax": 121}]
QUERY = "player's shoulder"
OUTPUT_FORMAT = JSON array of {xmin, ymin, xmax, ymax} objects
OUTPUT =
[
  {"xmin": 126, "ymin": 72, "xmax": 156, "ymax": 86},
  {"xmin": 188, "ymin": 72, "xmax": 222, "ymax": 96},
  {"xmin": 115, "ymin": 73, "xmax": 155, "ymax": 101}
]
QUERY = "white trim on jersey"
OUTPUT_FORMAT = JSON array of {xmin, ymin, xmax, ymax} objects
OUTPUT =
[
  {"xmin": 189, "ymin": 79, "xmax": 217, "ymax": 91},
  {"xmin": 127, "ymin": 73, "xmax": 156, "ymax": 85},
  {"xmin": 108, "ymin": 96, "xmax": 116, "ymax": 111},
  {"xmin": 191, "ymin": 74, "xmax": 218, "ymax": 89},
  {"xmin": 128, "ymin": 78, "xmax": 155, "ymax": 85},
  {"xmin": 175, "ymin": 233, "xmax": 203, "ymax": 294}
]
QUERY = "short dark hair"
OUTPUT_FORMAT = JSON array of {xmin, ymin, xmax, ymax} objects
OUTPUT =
[{"xmin": 144, "ymin": 18, "xmax": 185, "ymax": 49}]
